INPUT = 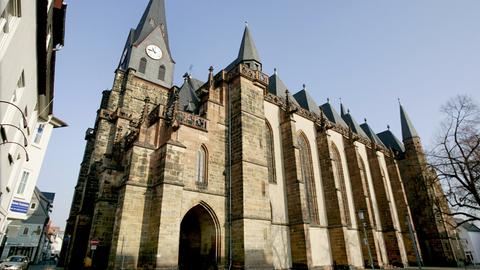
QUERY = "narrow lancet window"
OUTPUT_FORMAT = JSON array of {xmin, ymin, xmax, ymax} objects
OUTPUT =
[
  {"xmin": 196, "ymin": 145, "xmax": 208, "ymax": 186},
  {"xmin": 158, "ymin": 65, "xmax": 166, "ymax": 81},
  {"xmin": 139, "ymin": 57, "xmax": 147, "ymax": 74},
  {"xmin": 265, "ymin": 121, "xmax": 276, "ymax": 183},
  {"xmin": 331, "ymin": 143, "xmax": 352, "ymax": 226}
]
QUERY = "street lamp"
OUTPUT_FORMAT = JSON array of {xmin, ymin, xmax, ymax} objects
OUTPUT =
[
  {"xmin": 0, "ymin": 101, "xmax": 28, "ymax": 128},
  {"xmin": 358, "ymin": 209, "xmax": 375, "ymax": 270}
]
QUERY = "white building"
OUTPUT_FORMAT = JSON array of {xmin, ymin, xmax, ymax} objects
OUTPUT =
[
  {"xmin": 0, "ymin": 188, "xmax": 55, "ymax": 263},
  {"xmin": 456, "ymin": 219, "xmax": 480, "ymax": 265},
  {"xmin": 0, "ymin": 0, "xmax": 66, "ymax": 244}
]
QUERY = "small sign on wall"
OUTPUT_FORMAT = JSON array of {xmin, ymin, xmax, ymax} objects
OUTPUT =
[{"xmin": 10, "ymin": 200, "xmax": 30, "ymax": 214}]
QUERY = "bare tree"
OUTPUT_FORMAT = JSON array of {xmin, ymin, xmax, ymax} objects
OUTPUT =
[{"xmin": 429, "ymin": 95, "xmax": 480, "ymax": 225}]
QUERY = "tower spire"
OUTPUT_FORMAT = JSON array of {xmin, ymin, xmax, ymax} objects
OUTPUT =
[
  {"xmin": 400, "ymin": 103, "xmax": 419, "ymax": 141},
  {"xmin": 134, "ymin": 0, "xmax": 169, "ymax": 46},
  {"xmin": 225, "ymin": 23, "xmax": 262, "ymax": 71},
  {"xmin": 118, "ymin": 0, "xmax": 175, "ymax": 87},
  {"xmin": 238, "ymin": 24, "xmax": 261, "ymax": 64}
]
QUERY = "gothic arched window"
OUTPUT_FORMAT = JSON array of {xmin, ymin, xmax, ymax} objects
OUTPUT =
[
  {"xmin": 330, "ymin": 143, "xmax": 351, "ymax": 226},
  {"xmin": 298, "ymin": 132, "xmax": 320, "ymax": 225},
  {"xmin": 358, "ymin": 156, "xmax": 371, "ymax": 202},
  {"xmin": 196, "ymin": 145, "xmax": 208, "ymax": 186},
  {"xmin": 265, "ymin": 121, "xmax": 276, "ymax": 183},
  {"xmin": 139, "ymin": 57, "xmax": 147, "ymax": 74},
  {"xmin": 158, "ymin": 65, "xmax": 166, "ymax": 81},
  {"xmin": 358, "ymin": 155, "xmax": 373, "ymax": 222}
]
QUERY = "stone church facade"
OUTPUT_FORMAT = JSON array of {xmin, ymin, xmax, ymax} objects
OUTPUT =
[{"xmin": 60, "ymin": 1, "xmax": 463, "ymax": 269}]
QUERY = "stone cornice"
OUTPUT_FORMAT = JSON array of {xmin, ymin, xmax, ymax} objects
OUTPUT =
[
  {"xmin": 265, "ymin": 92, "xmax": 393, "ymax": 157},
  {"xmin": 225, "ymin": 63, "xmax": 269, "ymax": 86}
]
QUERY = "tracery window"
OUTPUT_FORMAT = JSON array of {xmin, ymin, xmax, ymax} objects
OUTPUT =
[
  {"xmin": 330, "ymin": 143, "xmax": 351, "ymax": 226},
  {"xmin": 358, "ymin": 156, "xmax": 371, "ymax": 202},
  {"xmin": 139, "ymin": 57, "xmax": 147, "ymax": 74},
  {"xmin": 265, "ymin": 121, "xmax": 276, "ymax": 183},
  {"xmin": 196, "ymin": 145, "xmax": 208, "ymax": 186},
  {"xmin": 298, "ymin": 132, "xmax": 319, "ymax": 225},
  {"xmin": 358, "ymin": 155, "xmax": 373, "ymax": 223}
]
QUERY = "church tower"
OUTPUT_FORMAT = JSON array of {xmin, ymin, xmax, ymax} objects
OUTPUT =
[
  {"xmin": 398, "ymin": 104, "xmax": 462, "ymax": 266},
  {"xmin": 118, "ymin": 0, "xmax": 175, "ymax": 87},
  {"xmin": 60, "ymin": 1, "xmax": 174, "ymax": 269}
]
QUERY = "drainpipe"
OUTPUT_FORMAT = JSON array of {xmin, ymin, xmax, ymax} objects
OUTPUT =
[{"xmin": 227, "ymin": 84, "xmax": 233, "ymax": 270}]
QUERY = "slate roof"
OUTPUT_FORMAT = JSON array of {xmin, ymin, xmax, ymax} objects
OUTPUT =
[
  {"xmin": 237, "ymin": 25, "xmax": 261, "ymax": 63},
  {"xmin": 377, "ymin": 129, "xmax": 405, "ymax": 153},
  {"xmin": 42, "ymin": 192, "xmax": 55, "ymax": 203},
  {"xmin": 134, "ymin": 0, "xmax": 169, "ymax": 47},
  {"xmin": 293, "ymin": 89, "xmax": 321, "ymax": 115},
  {"xmin": 118, "ymin": 29, "xmax": 136, "ymax": 70},
  {"xmin": 341, "ymin": 111, "xmax": 369, "ymax": 138},
  {"xmin": 268, "ymin": 72, "xmax": 299, "ymax": 106},
  {"xmin": 226, "ymin": 25, "xmax": 261, "ymax": 71},
  {"xmin": 360, "ymin": 122, "xmax": 386, "ymax": 148},
  {"xmin": 178, "ymin": 75, "xmax": 204, "ymax": 114},
  {"xmin": 320, "ymin": 103, "xmax": 348, "ymax": 127},
  {"xmin": 400, "ymin": 104, "xmax": 419, "ymax": 141}
]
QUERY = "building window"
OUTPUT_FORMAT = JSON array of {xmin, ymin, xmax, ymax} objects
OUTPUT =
[
  {"xmin": 330, "ymin": 143, "xmax": 352, "ymax": 226},
  {"xmin": 11, "ymin": 71, "xmax": 24, "ymax": 103},
  {"xmin": 16, "ymin": 170, "xmax": 29, "ymax": 195},
  {"xmin": 22, "ymin": 227, "xmax": 28, "ymax": 235},
  {"xmin": 139, "ymin": 57, "xmax": 147, "ymax": 74},
  {"xmin": 196, "ymin": 145, "xmax": 208, "ymax": 186},
  {"xmin": 17, "ymin": 71, "xmax": 24, "ymax": 88},
  {"xmin": 158, "ymin": 65, "xmax": 166, "ymax": 81},
  {"xmin": 33, "ymin": 124, "xmax": 45, "ymax": 144},
  {"xmin": 0, "ymin": 0, "xmax": 21, "ymax": 36},
  {"xmin": 265, "ymin": 121, "xmax": 276, "ymax": 183},
  {"xmin": 298, "ymin": 132, "xmax": 319, "ymax": 225},
  {"xmin": 358, "ymin": 155, "xmax": 373, "ymax": 222},
  {"xmin": 358, "ymin": 156, "xmax": 371, "ymax": 201},
  {"xmin": 30, "ymin": 203, "xmax": 36, "ymax": 209}
]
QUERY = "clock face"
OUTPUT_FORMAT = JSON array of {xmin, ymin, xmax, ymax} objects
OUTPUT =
[{"xmin": 146, "ymin": 44, "xmax": 162, "ymax": 60}]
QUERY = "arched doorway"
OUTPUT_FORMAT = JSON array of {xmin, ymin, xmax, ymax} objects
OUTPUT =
[{"xmin": 178, "ymin": 204, "xmax": 219, "ymax": 270}]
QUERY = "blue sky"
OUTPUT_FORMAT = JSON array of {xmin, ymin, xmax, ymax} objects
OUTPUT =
[{"xmin": 38, "ymin": 0, "xmax": 480, "ymax": 229}]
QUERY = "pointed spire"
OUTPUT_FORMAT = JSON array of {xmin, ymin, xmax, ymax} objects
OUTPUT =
[
  {"xmin": 207, "ymin": 66, "xmax": 214, "ymax": 91},
  {"xmin": 378, "ymin": 129, "xmax": 406, "ymax": 153},
  {"xmin": 268, "ymin": 70, "xmax": 299, "ymax": 106},
  {"xmin": 340, "ymin": 106, "xmax": 369, "ymax": 138},
  {"xmin": 134, "ymin": 0, "xmax": 169, "ymax": 46},
  {"xmin": 178, "ymin": 74, "xmax": 204, "ymax": 114},
  {"xmin": 320, "ymin": 102, "xmax": 348, "ymax": 128},
  {"xmin": 400, "ymin": 103, "xmax": 419, "ymax": 141},
  {"xmin": 293, "ymin": 87, "xmax": 321, "ymax": 115},
  {"xmin": 238, "ymin": 24, "xmax": 261, "ymax": 63},
  {"xmin": 360, "ymin": 122, "xmax": 386, "ymax": 148}
]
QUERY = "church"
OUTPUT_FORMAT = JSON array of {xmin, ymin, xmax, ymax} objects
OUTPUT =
[{"xmin": 60, "ymin": 1, "xmax": 464, "ymax": 269}]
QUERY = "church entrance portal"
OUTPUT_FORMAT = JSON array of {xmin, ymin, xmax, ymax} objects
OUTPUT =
[{"xmin": 178, "ymin": 204, "xmax": 218, "ymax": 270}]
